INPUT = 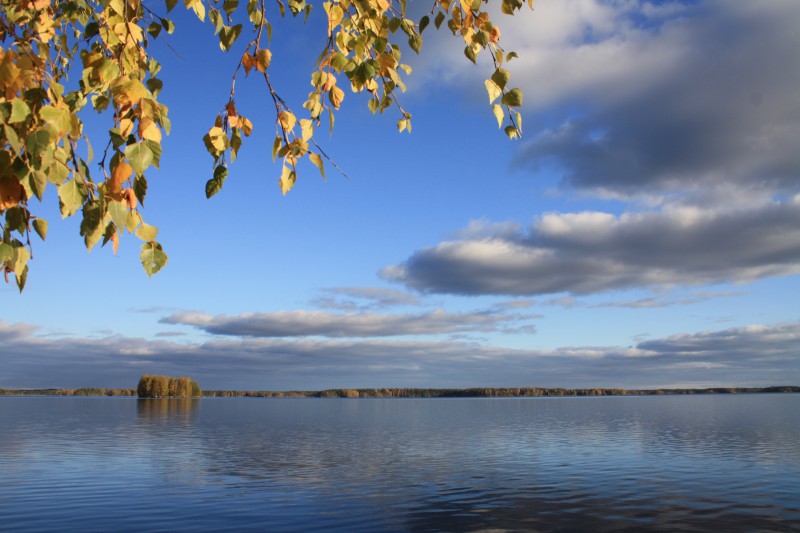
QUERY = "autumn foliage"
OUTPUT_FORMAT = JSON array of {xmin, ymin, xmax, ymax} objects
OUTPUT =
[
  {"xmin": 1, "ymin": 0, "xmax": 530, "ymax": 290},
  {"xmin": 136, "ymin": 374, "xmax": 202, "ymax": 398}
]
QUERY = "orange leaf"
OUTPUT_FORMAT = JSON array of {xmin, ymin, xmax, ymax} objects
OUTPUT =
[
  {"xmin": 0, "ymin": 176, "xmax": 25, "ymax": 210},
  {"xmin": 124, "ymin": 188, "xmax": 137, "ymax": 209},
  {"xmin": 110, "ymin": 162, "xmax": 133, "ymax": 193}
]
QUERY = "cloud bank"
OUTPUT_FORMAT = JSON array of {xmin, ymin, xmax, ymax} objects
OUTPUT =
[{"xmin": 2, "ymin": 320, "xmax": 798, "ymax": 390}]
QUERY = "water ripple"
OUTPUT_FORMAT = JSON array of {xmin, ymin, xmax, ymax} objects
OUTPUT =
[{"xmin": 1, "ymin": 395, "xmax": 799, "ymax": 531}]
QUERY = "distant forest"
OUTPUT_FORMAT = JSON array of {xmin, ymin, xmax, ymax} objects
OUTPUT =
[{"xmin": 1, "ymin": 385, "xmax": 798, "ymax": 397}]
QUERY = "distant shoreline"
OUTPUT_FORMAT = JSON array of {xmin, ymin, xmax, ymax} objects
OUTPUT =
[{"xmin": 1, "ymin": 386, "xmax": 798, "ymax": 398}]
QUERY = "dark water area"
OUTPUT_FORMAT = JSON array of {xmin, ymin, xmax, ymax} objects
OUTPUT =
[{"xmin": 1, "ymin": 395, "xmax": 799, "ymax": 532}]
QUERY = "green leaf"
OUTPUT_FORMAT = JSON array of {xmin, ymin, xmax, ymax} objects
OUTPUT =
[
  {"xmin": 135, "ymin": 222, "xmax": 158, "ymax": 242},
  {"xmin": 146, "ymin": 78, "xmax": 164, "ymax": 96},
  {"xmin": 30, "ymin": 169, "xmax": 47, "ymax": 200},
  {"xmin": 140, "ymin": 242, "xmax": 168, "ymax": 278},
  {"xmin": 9, "ymin": 245, "xmax": 29, "ymax": 276},
  {"xmin": 147, "ymin": 21, "xmax": 162, "ymax": 38},
  {"xmin": 464, "ymin": 45, "xmax": 478, "ymax": 64},
  {"xmin": 0, "ymin": 242, "xmax": 13, "ymax": 262},
  {"xmin": 80, "ymin": 200, "xmax": 104, "ymax": 250},
  {"xmin": 165, "ymin": 0, "xmax": 178, "ymax": 12},
  {"xmin": 5, "ymin": 206, "xmax": 26, "ymax": 234},
  {"xmin": 107, "ymin": 200, "xmax": 129, "ymax": 232},
  {"xmin": 501, "ymin": 88, "xmax": 523, "ymax": 107},
  {"xmin": 491, "ymin": 68, "xmax": 510, "ymax": 91},
  {"xmin": 4, "ymin": 124, "xmax": 20, "ymax": 152},
  {"xmin": 102, "ymin": 223, "xmax": 117, "ymax": 248},
  {"xmin": 161, "ymin": 17, "xmax": 175, "ymax": 33},
  {"xmin": 134, "ymin": 175, "xmax": 148, "ymax": 206},
  {"xmin": 25, "ymin": 129, "xmax": 51, "ymax": 158},
  {"xmin": 419, "ymin": 15, "xmax": 430, "ymax": 33},
  {"xmin": 14, "ymin": 264, "xmax": 27, "ymax": 292},
  {"xmin": 223, "ymin": 0, "xmax": 239, "ymax": 15},
  {"xmin": 32, "ymin": 218, "xmax": 48, "ymax": 240},
  {"xmin": 57, "ymin": 179, "xmax": 87, "ymax": 218},
  {"xmin": 144, "ymin": 139, "xmax": 162, "ymax": 168},
  {"xmin": 9, "ymin": 98, "xmax": 31, "ymax": 123},
  {"xmin": 125, "ymin": 142, "xmax": 154, "ymax": 174},
  {"xmin": 205, "ymin": 165, "xmax": 228, "ymax": 198},
  {"xmin": 408, "ymin": 34, "xmax": 422, "ymax": 54},
  {"xmin": 434, "ymin": 11, "xmax": 445, "ymax": 29},
  {"xmin": 219, "ymin": 24, "xmax": 243, "ymax": 51}
]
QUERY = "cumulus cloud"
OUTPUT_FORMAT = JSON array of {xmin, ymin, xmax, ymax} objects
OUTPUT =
[
  {"xmin": 421, "ymin": 1, "xmax": 800, "ymax": 200},
  {"xmin": 1, "ymin": 320, "xmax": 797, "ymax": 390},
  {"xmin": 506, "ymin": 0, "xmax": 800, "ymax": 198},
  {"xmin": 383, "ymin": 198, "xmax": 800, "ymax": 296},
  {"xmin": 160, "ymin": 308, "xmax": 536, "ymax": 338}
]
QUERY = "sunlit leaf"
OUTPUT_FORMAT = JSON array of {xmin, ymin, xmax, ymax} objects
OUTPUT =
[{"xmin": 140, "ymin": 242, "xmax": 168, "ymax": 278}]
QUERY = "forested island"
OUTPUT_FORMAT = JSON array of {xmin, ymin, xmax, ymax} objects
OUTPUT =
[
  {"xmin": 136, "ymin": 375, "xmax": 202, "ymax": 398},
  {"xmin": 2, "ymin": 385, "xmax": 797, "ymax": 397}
]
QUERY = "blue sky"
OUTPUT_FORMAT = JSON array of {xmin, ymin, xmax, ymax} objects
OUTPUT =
[{"xmin": 2, "ymin": 0, "xmax": 799, "ymax": 390}]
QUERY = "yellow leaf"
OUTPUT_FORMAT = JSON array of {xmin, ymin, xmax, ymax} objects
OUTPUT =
[
  {"xmin": 309, "ymin": 153, "xmax": 325, "ymax": 178},
  {"xmin": 279, "ymin": 165, "xmax": 296, "ymax": 195},
  {"xmin": 329, "ymin": 86, "xmax": 345, "ymax": 110},
  {"xmin": 485, "ymin": 79, "xmax": 501, "ymax": 104},
  {"xmin": 256, "ymin": 49, "xmax": 272, "ymax": 72},
  {"xmin": 300, "ymin": 119, "xmax": 313, "ymax": 141},
  {"xmin": 325, "ymin": 4, "xmax": 344, "ymax": 36},
  {"xmin": 120, "ymin": 118, "xmax": 134, "ymax": 138},
  {"xmin": 492, "ymin": 104, "xmax": 504, "ymax": 128},
  {"xmin": 139, "ymin": 118, "xmax": 161, "ymax": 143},
  {"xmin": 208, "ymin": 126, "xmax": 227, "ymax": 152},
  {"xmin": 239, "ymin": 117, "xmax": 253, "ymax": 136},
  {"xmin": 112, "ymin": 79, "xmax": 148, "ymax": 112},
  {"xmin": 278, "ymin": 111, "xmax": 296, "ymax": 132},
  {"xmin": 323, "ymin": 73, "xmax": 337, "ymax": 92}
]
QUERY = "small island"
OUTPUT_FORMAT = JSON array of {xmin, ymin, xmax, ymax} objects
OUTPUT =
[{"xmin": 136, "ymin": 375, "xmax": 202, "ymax": 399}]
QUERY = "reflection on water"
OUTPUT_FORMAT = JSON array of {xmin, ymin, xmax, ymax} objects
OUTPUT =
[
  {"xmin": 136, "ymin": 398, "xmax": 200, "ymax": 421},
  {"xmin": 1, "ymin": 395, "xmax": 799, "ymax": 531}
]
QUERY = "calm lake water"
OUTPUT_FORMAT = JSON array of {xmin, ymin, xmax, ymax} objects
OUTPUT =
[{"xmin": 1, "ymin": 395, "xmax": 799, "ymax": 532}]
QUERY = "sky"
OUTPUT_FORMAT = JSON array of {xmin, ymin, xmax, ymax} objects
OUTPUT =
[{"xmin": 2, "ymin": 0, "xmax": 799, "ymax": 390}]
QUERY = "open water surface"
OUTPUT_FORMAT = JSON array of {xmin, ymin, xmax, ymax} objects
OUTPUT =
[{"xmin": 1, "ymin": 394, "xmax": 799, "ymax": 532}]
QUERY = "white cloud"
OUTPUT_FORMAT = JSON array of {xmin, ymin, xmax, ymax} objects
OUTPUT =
[
  {"xmin": 383, "ymin": 199, "xmax": 800, "ymax": 296},
  {"xmin": 161, "ymin": 308, "xmax": 536, "ymax": 338}
]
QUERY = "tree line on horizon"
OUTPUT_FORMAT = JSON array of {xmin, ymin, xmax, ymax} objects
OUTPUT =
[
  {"xmin": 201, "ymin": 385, "xmax": 800, "ymax": 398},
  {"xmin": 2, "ymin": 385, "xmax": 797, "ymax": 398},
  {"xmin": 0, "ymin": 387, "xmax": 137, "ymax": 396}
]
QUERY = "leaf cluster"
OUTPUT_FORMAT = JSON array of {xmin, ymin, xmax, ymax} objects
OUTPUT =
[{"xmin": 1, "ymin": 0, "xmax": 530, "ymax": 290}]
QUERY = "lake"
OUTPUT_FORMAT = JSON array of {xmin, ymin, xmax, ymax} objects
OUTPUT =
[{"xmin": 1, "ymin": 395, "xmax": 799, "ymax": 531}]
